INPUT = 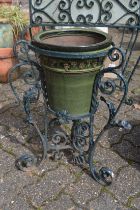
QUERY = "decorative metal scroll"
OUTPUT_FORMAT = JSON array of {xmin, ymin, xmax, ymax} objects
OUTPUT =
[{"xmin": 29, "ymin": 0, "xmax": 140, "ymax": 28}]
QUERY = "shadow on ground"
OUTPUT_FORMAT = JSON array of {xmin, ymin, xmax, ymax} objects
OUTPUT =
[{"xmin": 0, "ymin": 98, "xmax": 140, "ymax": 174}]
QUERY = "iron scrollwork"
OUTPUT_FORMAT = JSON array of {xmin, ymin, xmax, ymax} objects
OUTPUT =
[
  {"xmin": 102, "ymin": 0, "xmax": 139, "ymax": 26},
  {"xmin": 48, "ymin": 117, "xmax": 71, "ymax": 160},
  {"xmin": 35, "ymin": 0, "xmax": 43, "ymax": 6},
  {"xmin": 51, "ymin": 129, "xmax": 68, "ymax": 160},
  {"xmin": 48, "ymin": 118, "xmax": 90, "ymax": 165},
  {"xmin": 30, "ymin": 0, "xmax": 140, "ymax": 28},
  {"xmin": 91, "ymin": 46, "xmax": 130, "ymax": 125},
  {"xmin": 88, "ymin": 45, "xmax": 135, "ymax": 185},
  {"xmin": 75, "ymin": 0, "xmax": 95, "ymax": 23},
  {"xmin": 71, "ymin": 120, "xmax": 90, "ymax": 165},
  {"xmin": 71, "ymin": 0, "xmax": 101, "ymax": 24},
  {"xmin": 23, "ymin": 83, "xmax": 41, "ymax": 123},
  {"xmin": 101, "ymin": 1, "xmax": 113, "ymax": 23},
  {"xmin": 129, "ymin": 0, "xmax": 139, "ymax": 9},
  {"xmin": 9, "ymin": 59, "xmax": 41, "ymax": 104},
  {"xmin": 58, "ymin": 0, "xmax": 71, "ymax": 22}
]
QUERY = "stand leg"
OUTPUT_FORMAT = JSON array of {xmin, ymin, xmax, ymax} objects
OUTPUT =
[
  {"xmin": 15, "ymin": 85, "xmax": 48, "ymax": 170},
  {"xmin": 88, "ymin": 124, "xmax": 114, "ymax": 185},
  {"xmin": 88, "ymin": 47, "xmax": 128, "ymax": 185}
]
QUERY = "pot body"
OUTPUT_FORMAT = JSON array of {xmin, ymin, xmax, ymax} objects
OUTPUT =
[
  {"xmin": 41, "ymin": 57, "xmax": 104, "ymax": 115},
  {"xmin": 0, "ymin": 0, "xmax": 12, "ymax": 3},
  {"xmin": 34, "ymin": 28, "xmax": 112, "ymax": 116},
  {"xmin": 0, "ymin": 22, "xmax": 13, "ymax": 48}
]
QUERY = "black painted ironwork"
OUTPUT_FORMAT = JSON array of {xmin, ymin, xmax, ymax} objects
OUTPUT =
[
  {"xmin": 29, "ymin": 0, "xmax": 140, "ymax": 28},
  {"xmin": 8, "ymin": 0, "xmax": 140, "ymax": 185}
]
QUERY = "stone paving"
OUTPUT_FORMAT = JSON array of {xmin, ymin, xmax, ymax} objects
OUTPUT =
[{"xmin": 0, "ymin": 34, "xmax": 140, "ymax": 209}]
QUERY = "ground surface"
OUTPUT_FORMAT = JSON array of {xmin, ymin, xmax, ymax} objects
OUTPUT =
[{"xmin": 0, "ymin": 30, "xmax": 140, "ymax": 210}]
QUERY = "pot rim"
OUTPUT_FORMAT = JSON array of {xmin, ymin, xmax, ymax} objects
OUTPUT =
[
  {"xmin": 32, "ymin": 28, "xmax": 112, "ymax": 52},
  {"xmin": 29, "ymin": 43, "xmax": 111, "ymax": 59},
  {"xmin": 0, "ymin": 48, "xmax": 14, "ymax": 58},
  {"xmin": 0, "ymin": 18, "xmax": 9, "ymax": 23}
]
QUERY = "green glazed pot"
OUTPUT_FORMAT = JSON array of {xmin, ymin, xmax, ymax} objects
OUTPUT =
[
  {"xmin": 0, "ymin": 21, "xmax": 13, "ymax": 48},
  {"xmin": 33, "ymin": 28, "xmax": 112, "ymax": 116}
]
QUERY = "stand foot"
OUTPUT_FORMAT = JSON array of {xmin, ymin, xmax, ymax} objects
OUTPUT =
[
  {"xmin": 99, "ymin": 167, "xmax": 114, "ymax": 185},
  {"xmin": 89, "ymin": 139, "xmax": 114, "ymax": 185},
  {"xmin": 89, "ymin": 164, "xmax": 114, "ymax": 185},
  {"xmin": 15, "ymin": 154, "xmax": 37, "ymax": 171}
]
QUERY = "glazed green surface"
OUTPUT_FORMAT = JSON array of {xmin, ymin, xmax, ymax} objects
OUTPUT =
[
  {"xmin": 0, "ymin": 23, "xmax": 13, "ymax": 48},
  {"xmin": 44, "ymin": 69, "xmax": 98, "ymax": 115}
]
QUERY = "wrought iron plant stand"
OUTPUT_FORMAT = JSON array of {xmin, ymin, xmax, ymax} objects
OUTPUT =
[{"xmin": 9, "ymin": 0, "xmax": 140, "ymax": 185}]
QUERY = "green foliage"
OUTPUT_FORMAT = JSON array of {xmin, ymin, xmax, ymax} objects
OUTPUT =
[{"xmin": 0, "ymin": 4, "xmax": 28, "ymax": 38}]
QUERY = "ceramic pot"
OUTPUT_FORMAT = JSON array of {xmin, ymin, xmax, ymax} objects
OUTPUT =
[
  {"xmin": 0, "ymin": 20, "xmax": 13, "ymax": 48},
  {"xmin": 33, "ymin": 28, "xmax": 112, "ymax": 116},
  {"xmin": 0, "ymin": 0, "xmax": 12, "ymax": 4},
  {"xmin": 25, "ymin": 27, "xmax": 41, "ymax": 41},
  {"xmin": 0, "ymin": 48, "xmax": 17, "ymax": 83}
]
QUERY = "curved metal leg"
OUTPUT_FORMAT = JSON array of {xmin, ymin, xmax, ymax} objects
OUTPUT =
[
  {"xmin": 9, "ymin": 40, "xmax": 49, "ymax": 170},
  {"xmin": 88, "ymin": 47, "xmax": 133, "ymax": 185},
  {"xmin": 14, "ymin": 84, "xmax": 48, "ymax": 170},
  {"xmin": 88, "ymin": 126, "xmax": 114, "ymax": 185}
]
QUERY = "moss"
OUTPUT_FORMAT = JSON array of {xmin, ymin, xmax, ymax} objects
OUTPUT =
[
  {"xmin": 101, "ymin": 186, "xmax": 118, "ymax": 201},
  {"xmin": 116, "ymin": 165, "xmax": 129, "ymax": 177},
  {"xmin": 74, "ymin": 171, "xmax": 83, "ymax": 183},
  {"xmin": 126, "ymin": 192, "xmax": 140, "ymax": 208},
  {"xmin": 127, "ymin": 159, "xmax": 135, "ymax": 165},
  {"xmin": 6, "ymin": 147, "xmax": 15, "ymax": 156},
  {"xmin": 1, "ymin": 147, "xmax": 16, "ymax": 157},
  {"xmin": 0, "ymin": 143, "xmax": 3, "ymax": 149}
]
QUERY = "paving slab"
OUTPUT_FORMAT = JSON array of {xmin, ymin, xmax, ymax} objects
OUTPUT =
[
  {"xmin": 98, "ymin": 126, "xmax": 131, "ymax": 148},
  {"xmin": 22, "ymin": 165, "xmax": 75, "ymax": 207},
  {"xmin": 91, "ymin": 145, "xmax": 128, "ymax": 176},
  {"xmin": 112, "ymin": 139, "xmax": 140, "ymax": 164},
  {"xmin": 42, "ymin": 194, "xmax": 79, "ymax": 210},
  {"xmin": 108, "ymin": 166, "xmax": 140, "ymax": 204},
  {"xmin": 0, "ymin": 166, "xmax": 38, "ymax": 209},
  {"xmin": 131, "ymin": 197, "xmax": 140, "ymax": 210},
  {"xmin": 123, "ymin": 125, "xmax": 140, "ymax": 147},
  {"xmin": 3, "ymin": 195, "xmax": 34, "ymax": 210},
  {"xmin": 0, "ymin": 150, "xmax": 15, "ymax": 176},
  {"xmin": 89, "ymin": 192, "xmax": 128, "ymax": 210},
  {"xmin": 65, "ymin": 173, "xmax": 102, "ymax": 208}
]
